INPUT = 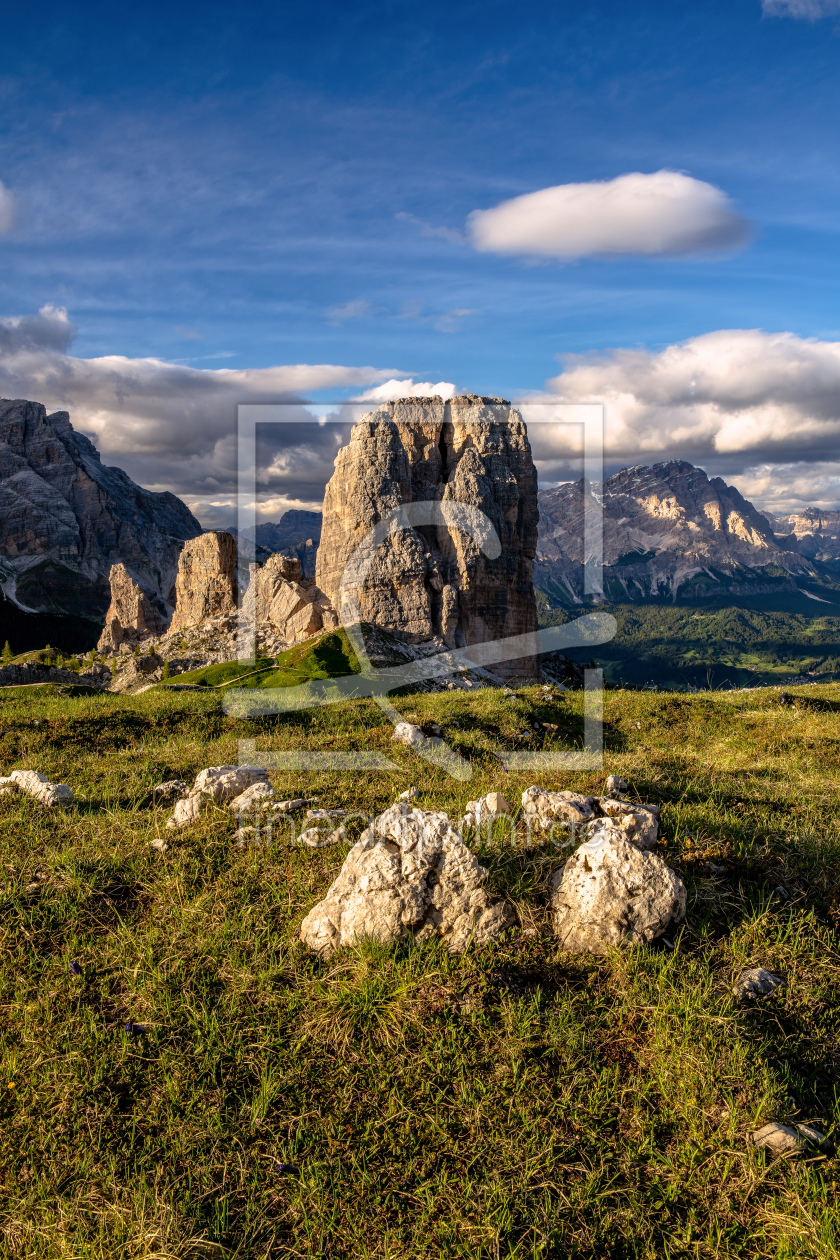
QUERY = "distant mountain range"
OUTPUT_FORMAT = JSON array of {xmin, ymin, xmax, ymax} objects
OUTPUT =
[
  {"xmin": 226, "ymin": 510, "xmax": 321, "ymax": 576},
  {"xmin": 535, "ymin": 461, "xmax": 839, "ymax": 606},
  {"xmin": 0, "ymin": 398, "xmax": 202, "ymax": 626}
]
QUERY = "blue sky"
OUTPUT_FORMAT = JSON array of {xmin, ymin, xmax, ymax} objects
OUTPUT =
[{"xmin": 2, "ymin": 0, "xmax": 840, "ymax": 522}]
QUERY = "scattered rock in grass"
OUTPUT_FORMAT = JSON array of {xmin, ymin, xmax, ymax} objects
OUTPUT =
[
  {"xmin": 305, "ymin": 808, "xmax": 348, "ymax": 821},
  {"xmin": 594, "ymin": 801, "xmax": 659, "ymax": 851},
  {"xmin": 733, "ymin": 967, "xmax": 786, "ymax": 1000},
  {"xmin": 166, "ymin": 793, "xmax": 205, "ymax": 828},
  {"xmin": 0, "ymin": 776, "xmax": 20, "ymax": 797},
  {"xmin": 605, "ymin": 774, "xmax": 629, "ymax": 798},
  {"xmin": 751, "ymin": 1122, "xmax": 801, "ymax": 1156},
  {"xmin": 151, "ymin": 780, "xmax": 188, "ymax": 800},
  {"xmin": 298, "ymin": 826, "xmax": 339, "ymax": 848},
  {"xmin": 398, "ymin": 787, "xmax": 420, "ymax": 801},
  {"xmin": 392, "ymin": 721, "xmax": 425, "ymax": 748},
  {"xmin": 550, "ymin": 831, "xmax": 686, "ymax": 955},
  {"xmin": 269, "ymin": 797, "xmax": 313, "ymax": 813},
  {"xmin": 235, "ymin": 825, "xmax": 256, "ymax": 847},
  {"xmin": 796, "ymin": 1123, "xmax": 833, "ymax": 1153},
  {"xmin": 10, "ymin": 769, "xmax": 74, "ymax": 807},
  {"xmin": 299, "ymin": 802, "xmax": 516, "ymax": 957},
  {"xmin": 228, "ymin": 781, "xmax": 276, "ymax": 813},
  {"xmin": 521, "ymin": 786, "xmax": 597, "ymax": 828},
  {"xmin": 462, "ymin": 791, "xmax": 512, "ymax": 828},
  {"xmin": 193, "ymin": 764, "xmax": 269, "ymax": 803},
  {"xmin": 426, "ymin": 723, "xmax": 443, "ymax": 736},
  {"xmin": 150, "ymin": 837, "xmax": 168, "ymax": 852},
  {"xmin": 166, "ymin": 764, "xmax": 271, "ymax": 828}
]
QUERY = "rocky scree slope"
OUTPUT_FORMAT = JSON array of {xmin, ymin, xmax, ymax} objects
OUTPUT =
[
  {"xmin": 536, "ymin": 460, "xmax": 817, "ymax": 605},
  {"xmin": 0, "ymin": 397, "xmax": 202, "ymax": 621},
  {"xmin": 316, "ymin": 394, "xmax": 540, "ymax": 680}
]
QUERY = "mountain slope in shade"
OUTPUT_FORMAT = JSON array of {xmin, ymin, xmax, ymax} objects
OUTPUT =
[
  {"xmin": 536, "ymin": 460, "xmax": 817, "ymax": 605},
  {"xmin": 0, "ymin": 398, "xmax": 202, "ymax": 622}
]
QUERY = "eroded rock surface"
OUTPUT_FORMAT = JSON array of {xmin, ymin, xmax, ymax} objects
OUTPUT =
[
  {"xmin": 97, "ymin": 564, "xmax": 167, "ymax": 653},
  {"xmin": 0, "ymin": 397, "xmax": 201, "ymax": 620},
  {"xmin": 315, "ymin": 395, "xmax": 539, "ymax": 679},
  {"xmin": 551, "ymin": 832, "xmax": 685, "ymax": 955},
  {"xmin": 299, "ymin": 802, "xmax": 515, "ymax": 956},
  {"xmin": 170, "ymin": 533, "xmax": 238, "ymax": 633}
]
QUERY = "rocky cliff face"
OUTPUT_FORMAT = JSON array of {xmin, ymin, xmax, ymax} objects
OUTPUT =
[
  {"xmin": 97, "ymin": 563, "xmax": 167, "ymax": 652},
  {"xmin": 169, "ymin": 532, "xmax": 238, "ymax": 633},
  {"xmin": 768, "ymin": 509, "xmax": 840, "ymax": 571},
  {"xmin": 0, "ymin": 397, "xmax": 202, "ymax": 621},
  {"xmin": 536, "ymin": 461, "xmax": 816, "ymax": 604},
  {"xmin": 316, "ymin": 395, "xmax": 539, "ymax": 674}
]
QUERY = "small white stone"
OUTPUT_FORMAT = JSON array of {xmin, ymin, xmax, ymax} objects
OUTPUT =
[
  {"xmin": 398, "ymin": 787, "xmax": 420, "ymax": 801},
  {"xmin": 751, "ymin": 1122, "xmax": 800, "ymax": 1156},
  {"xmin": 392, "ymin": 722, "xmax": 425, "ymax": 748}
]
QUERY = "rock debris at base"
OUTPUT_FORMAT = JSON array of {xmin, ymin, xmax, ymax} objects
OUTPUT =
[
  {"xmin": 299, "ymin": 802, "xmax": 516, "ymax": 957},
  {"xmin": 462, "ymin": 791, "xmax": 512, "ymax": 828}
]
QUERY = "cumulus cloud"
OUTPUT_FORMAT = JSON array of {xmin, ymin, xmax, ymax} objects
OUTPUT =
[
  {"xmin": 0, "ymin": 306, "xmax": 396, "ymax": 524},
  {"xmin": 535, "ymin": 327, "xmax": 840, "ymax": 511},
  {"xmin": 358, "ymin": 378, "xmax": 457, "ymax": 401},
  {"xmin": 763, "ymin": 0, "xmax": 840, "ymax": 17},
  {"xmin": 0, "ymin": 181, "xmax": 16, "ymax": 235},
  {"xmin": 468, "ymin": 171, "xmax": 751, "ymax": 260}
]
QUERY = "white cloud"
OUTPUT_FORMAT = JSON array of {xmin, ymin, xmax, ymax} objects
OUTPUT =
[
  {"xmin": 763, "ymin": 0, "xmax": 840, "ymax": 18},
  {"xmin": 0, "ymin": 181, "xmax": 16, "ymax": 235},
  {"xmin": 358, "ymin": 378, "xmax": 457, "ymax": 402},
  {"xmin": 0, "ymin": 306, "xmax": 396, "ymax": 521},
  {"xmin": 467, "ymin": 170, "xmax": 751, "ymax": 260},
  {"xmin": 536, "ymin": 327, "xmax": 840, "ymax": 509}
]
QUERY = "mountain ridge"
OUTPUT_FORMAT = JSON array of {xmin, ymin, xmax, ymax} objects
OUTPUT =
[
  {"xmin": 0, "ymin": 397, "xmax": 202, "ymax": 623},
  {"xmin": 535, "ymin": 459, "xmax": 825, "ymax": 606}
]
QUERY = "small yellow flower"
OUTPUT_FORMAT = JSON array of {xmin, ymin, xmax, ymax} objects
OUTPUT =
[{"xmin": 8, "ymin": 1081, "xmax": 16, "ymax": 1090}]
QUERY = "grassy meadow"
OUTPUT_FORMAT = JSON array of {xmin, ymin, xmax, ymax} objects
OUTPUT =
[{"xmin": 1, "ymin": 675, "xmax": 839, "ymax": 1258}]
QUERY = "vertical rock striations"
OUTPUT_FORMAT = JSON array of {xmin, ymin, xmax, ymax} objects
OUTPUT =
[
  {"xmin": 97, "ymin": 563, "xmax": 167, "ymax": 653},
  {"xmin": 169, "ymin": 532, "xmax": 238, "ymax": 633},
  {"xmin": 316, "ymin": 395, "xmax": 539, "ymax": 676}
]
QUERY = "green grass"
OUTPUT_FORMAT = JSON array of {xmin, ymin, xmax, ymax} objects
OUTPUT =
[
  {"xmin": 1, "ymin": 679, "xmax": 839, "ymax": 1257},
  {"xmin": 160, "ymin": 630, "xmax": 362, "ymax": 691}
]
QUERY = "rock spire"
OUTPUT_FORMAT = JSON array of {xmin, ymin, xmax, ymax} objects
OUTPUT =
[{"xmin": 315, "ymin": 395, "xmax": 539, "ymax": 678}]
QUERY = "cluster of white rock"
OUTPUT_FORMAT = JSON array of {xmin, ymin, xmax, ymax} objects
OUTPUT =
[{"xmin": 0, "ymin": 769, "xmax": 74, "ymax": 806}]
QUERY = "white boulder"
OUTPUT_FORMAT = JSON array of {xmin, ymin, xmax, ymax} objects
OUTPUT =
[
  {"xmin": 463, "ymin": 791, "xmax": 512, "ymax": 828},
  {"xmin": 166, "ymin": 764, "xmax": 271, "ymax": 828},
  {"xmin": 392, "ymin": 722, "xmax": 425, "ymax": 748},
  {"xmin": 595, "ymin": 800, "xmax": 659, "ymax": 851},
  {"xmin": 299, "ymin": 802, "xmax": 515, "ymax": 957},
  {"xmin": 521, "ymin": 786, "xmax": 597, "ymax": 829},
  {"xmin": 228, "ymin": 781, "xmax": 277, "ymax": 813},
  {"xmin": 193, "ymin": 764, "xmax": 269, "ymax": 803},
  {"xmin": 10, "ymin": 769, "xmax": 74, "ymax": 807},
  {"xmin": 551, "ymin": 830, "xmax": 686, "ymax": 955}
]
